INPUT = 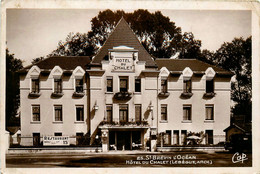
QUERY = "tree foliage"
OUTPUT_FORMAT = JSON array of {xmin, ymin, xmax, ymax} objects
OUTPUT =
[
  {"xmin": 212, "ymin": 37, "xmax": 252, "ymax": 121},
  {"xmin": 6, "ymin": 49, "xmax": 23, "ymax": 127},
  {"xmin": 50, "ymin": 9, "xmax": 202, "ymax": 59}
]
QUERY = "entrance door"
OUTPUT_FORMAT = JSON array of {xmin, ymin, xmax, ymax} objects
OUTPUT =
[
  {"xmin": 33, "ymin": 133, "xmax": 40, "ymax": 147},
  {"xmin": 117, "ymin": 131, "xmax": 131, "ymax": 150}
]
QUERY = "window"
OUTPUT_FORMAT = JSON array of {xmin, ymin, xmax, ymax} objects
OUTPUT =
[
  {"xmin": 120, "ymin": 77, "xmax": 128, "ymax": 92},
  {"xmin": 32, "ymin": 105, "xmax": 40, "ymax": 121},
  {"xmin": 54, "ymin": 132, "xmax": 62, "ymax": 136},
  {"xmin": 183, "ymin": 79, "xmax": 192, "ymax": 93},
  {"xmin": 31, "ymin": 79, "xmax": 40, "ymax": 93},
  {"xmin": 75, "ymin": 79, "xmax": 83, "ymax": 93},
  {"xmin": 164, "ymin": 130, "xmax": 171, "ymax": 145},
  {"xmin": 54, "ymin": 79, "xmax": 62, "ymax": 93},
  {"xmin": 119, "ymin": 105, "xmax": 128, "ymax": 122},
  {"xmin": 206, "ymin": 79, "xmax": 214, "ymax": 93},
  {"xmin": 183, "ymin": 105, "xmax": 192, "ymax": 121},
  {"xmin": 76, "ymin": 106, "xmax": 84, "ymax": 121},
  {"xmin": 33, "ymin": 133, "xmax": 40, "ymax": 147},
  {"xmin": 161, "ymin": 78, "xmax": 167, "ymax": 93},
  {"xmin": 106, "ymin": 105, "xmax": 113, "ymax": 123},
  {"xmin": 135, "ymin": 78, "xmax": 141, "ymax": 92},
  {"xmin": 107, "ymin": 77, "xmax": 113, "ymax": 92},
  {"xmin": 181, "ymin": 130, "xmax": 187, "ymax": 145},
  {"xmin": 135, "ymin": 104, "xmax": 141, "ymax": 122},
  {"xmin": 161, "ymin": 105, "xmax": 167, "ymax": 121},
  {"xmin": 54, "ymin": 105, "xmax": 62, "ymax": 121},
  {"xmin": 205, "ymin": 105, "xmax": 214, "ymax": 120}
]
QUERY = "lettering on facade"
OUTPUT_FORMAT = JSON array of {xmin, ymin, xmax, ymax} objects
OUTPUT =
[
  {"xmin": 113, "ymin": 58, "xmax": 134, "ymax": 71},
  {"xmin": 43, "ymin": 136, "xmax": 70, "ymax": 146}
]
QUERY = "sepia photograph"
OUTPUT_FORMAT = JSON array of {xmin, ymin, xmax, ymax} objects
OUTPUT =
[{"xmin": 1, "ymin": 0, "xmax": 259, "ymax": 173}]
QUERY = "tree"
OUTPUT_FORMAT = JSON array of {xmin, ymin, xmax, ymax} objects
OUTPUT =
[
  {"xmin": 32, "ymin": 56, "xmax": 45, "ymax": 64},
  {"xmin": 214, "ymin": 37, "xmax": 252, "ymax": 122},
  {"xmin": 6, "ymin": 49, "xmax": 23, "ymax": 127},
  {"xmin": 51, "ymin": 9, "xmax": 202, "ymax": 59}
]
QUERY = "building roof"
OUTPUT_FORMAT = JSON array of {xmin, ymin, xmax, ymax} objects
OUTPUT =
[
  {"xmin": 155, "ymin": 59, "xmax": 232, "ymax": 74},
  {"xmin": 24, "ymin": 56, "xmax": 91, "ymax": 70},
  {"xmin": 91, "ymin": 17, "xmax": 157, "ymax": 68}
]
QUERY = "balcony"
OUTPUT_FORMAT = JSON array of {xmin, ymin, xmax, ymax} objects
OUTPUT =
[
  {"xmin": 181, "ymin": 92, "xmax": 193, "ymax": 98},
  {"xmin": 203, "ymin": 92, "xmax": 216, "ymax": 98},
  {"xmin": 51, "ymin": 92, "xmax": 64, "ymax": 98},
  {"xmin": 73, "ymin": 87, "xmax": 85, "ymax": 97},
  {"xmin": 99, "ymin": 119, "xmax": 149, "ymax": 129},
  {"xmin": 158, "ymin": 92, "xmax": 170, "ymax": 98},
  {"xmin": 28, "ymin": 92, "xmax": 41, "ymax": 98},
  {"xmin": 114, "ymin": 91, "xmax": 132, "ymax": 100}
]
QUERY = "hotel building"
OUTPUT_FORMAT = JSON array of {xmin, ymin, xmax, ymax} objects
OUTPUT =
[{"xmin": 19, "ymin": 18, "xmax": 233, "ymax": 151}]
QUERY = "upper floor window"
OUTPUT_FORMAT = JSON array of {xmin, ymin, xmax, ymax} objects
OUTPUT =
[
  {"xmin": 161, "ymin": 104, "xmax": 167, "ymax": 121},
  {"xmin": 106, "ymin": 105, "xmax": 113, "ymax": 123},
  {"xmin": 183, "ymin": 105, "xmax": 192, "ymax": 121},
  {"xmin": 206, "ymin": 79, "xmax": 214, "ymax": 93},
  {"xmin": 119, "ymin": 104, "xmax": 128, "ymax": 122},
  {"xmin": 76, "ymin": 106, "xmax": 84, "ymax": 122},
  {"xmin": 31, "ymin": 79, "xmax": 40, "ymax": 93},
  {"xmin": 161, "ymin": 78, "xmax": 167, "ymax": 93},
  {"xmin": 75, "ymin": 79, "xmax": 83, "ymax": 93},
  {"xmin": 205, "ymin": 105, "xmax": 214, "ymax": 120},
  {"xmin": 135, "ymin": 104, "xmax": 142, "ymax": 122},
  {"xmin": 54, "ymin": 79, "xmax": 62, "ymax": 93},
  {"xmin": 54, "ymin": 105, "xmax": 62, "ymax": 122},
  {"xmin": 135, "ymin": 78, "xmax": 141, "ymax": 92},
  {"xmin": 183, "ymin": 79, "xmax": 192, "ymax": 93},
  {"xmin": 120, "ymin": 77, "xmax": 128, "ymax": 92},
  {"xmin": 32, "ymin": 105, "xmax": 40, "ymax": 122},
  {"xmin": 107, "ymin": 77, "xmax": 113, "ymax": 92}
]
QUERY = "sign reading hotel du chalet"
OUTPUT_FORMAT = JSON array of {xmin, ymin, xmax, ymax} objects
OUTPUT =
[
  {"xmin": 43, "ymin": 136, "xmax": 70, "ymax": 146},
  {"xmin": 113, "ymin": 57, "xmax": 134, "ymax": 71}
]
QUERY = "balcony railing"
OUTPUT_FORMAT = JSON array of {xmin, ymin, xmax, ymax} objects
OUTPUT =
[
  {"xmin": 181, "ymin": 92, "xmax": 193, "ymax": 98},
  {"xmin": 51, "ymin": 91, "xmax": 64, "ymax": 97},
  {"xmin": 203, "ymin": 92, "xmax": 216, "ymax": 98},
  {"xmin": 99, "ymin": 118, "xmax": 149, "ymax": 127},
  {"xmin": 114, "ymin": 91, "xmax": 132, "ymax": 100},
  {"xmin": 28, "ymin": 92, "xmax": 41, "ymax": 98},
  {"xmin": 158, "ymin": 92, "xmax": 170, "ymax": 97}
]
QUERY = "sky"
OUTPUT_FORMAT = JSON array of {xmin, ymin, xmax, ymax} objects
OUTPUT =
[{"xmin": 6, "ymin": 9, "xmax": 251, "ymax": 66}]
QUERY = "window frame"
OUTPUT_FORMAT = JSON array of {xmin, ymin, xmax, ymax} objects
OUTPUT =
[
  {"xmin": 135, "ymin": 104, "xmax": 142, "ymax": 122},
  {"xmin": 206, "ymin": 79, "xmax": 214, "ymax": 93},
  {"xmin": 119, "ymin": 104, "xmax": 128, "ymax": 122},
  {"xmin": 161, "ymin": 104, "xmax": 168, "ymax": 121},
  {"xmin": 119, "ymin": 76, "xmax": 128, "ymax": 92},
  {"xmin": 31, "ymin": 78, "xmax": 40, "ymax": 93},
  {"xmin": 161, "ymin": 78, "xmax": 168, "ymax": 93},
  {"xmin": 32, "ymin": 105, "xmax": 40, "ymax": 122},
  {"xmin": 135, "ymin": 77, "xmax": 141, "ymax": 93},
  {"xmin": 106, "ymin": 105, "xmax": 113, "ymax": 123},
  {"xmin": 106, "ymin": 77, "xmax": 113, "ymax": 92},
  {"xmin": 205, "ymin": 105, "xmax": 214, "ymax": 121},
  {"xmin": 75, "ymin": 78, "xmax": 84, "ymax": 93},
  {"xmin": 54, "ymin": 78, "xmax": 62, "ymax": 93},
  {"xmin": 54, "ymin": 105, "xmax": 63, "ymax": 122},
  {"xmin": 76, "ymin": 105, "xmax": 84, "ymax": 122},
  {"xmin": 183, "ymin": 79, "xmax": 192, "ymax": 93},
  {"xmin": 183, "ymin": 105, "xmax": 192, "ymax": 121}
]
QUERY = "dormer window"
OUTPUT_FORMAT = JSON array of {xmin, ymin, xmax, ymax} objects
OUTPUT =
[
  {"xmin": 31, "ymin": 79, "xmax": 40, "ymax": 93},
  {"xmin": 54, "ymin": 79, "xmax": 62, "ymax": 93},
  {"xmin": 206, "ymin": 79, "xmax": 214, "ymax": 93},
  {"xmin": 75, "ymin": 79, "xmax": 83, "ymax": 93},
  {"xmin": 161, "ymin": 78, "xmax": 167, "ymax": 93},
  {"xmin": 183, "ymin": 79, "xmax": 192, "ymax": 93}
]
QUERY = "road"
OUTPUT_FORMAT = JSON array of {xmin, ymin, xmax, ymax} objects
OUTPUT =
[{"xmin": 6, "ymin": 151, "xmax": 252, "ymax": 168}]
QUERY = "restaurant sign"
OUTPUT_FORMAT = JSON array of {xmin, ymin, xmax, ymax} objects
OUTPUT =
[
  {"xmin": 113, "ymin": 57, "xmax": 134, "ymax": 71},
  {"xmin": 43, "ymin": 136, "xmax": 70, "ymax": 146}
]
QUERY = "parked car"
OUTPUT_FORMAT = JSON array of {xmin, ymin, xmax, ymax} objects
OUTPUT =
[{"xmin": 224, "ymin": 134, "xmax": 252, "ymax": 152}]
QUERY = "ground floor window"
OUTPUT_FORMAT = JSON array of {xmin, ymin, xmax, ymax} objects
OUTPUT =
[
  {"xmin": 173, "ymin": 130, "xmax": 179, "ymax": 145},
  {"xmin": 164, "ymin": 130, "xmax": 171, "ymax": 145},
  {"xmin": 181, "ymin": 130, "xmax": 187, "ymax": 145}
]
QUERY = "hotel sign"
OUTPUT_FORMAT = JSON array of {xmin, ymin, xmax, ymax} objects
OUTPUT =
[
  {"xmin": 43, "ymin": 136, "xmax": 70, "ymax": 146},
  {"xmin": 113, "ymin": 57, "xmax": 134, "ymax": 71}
]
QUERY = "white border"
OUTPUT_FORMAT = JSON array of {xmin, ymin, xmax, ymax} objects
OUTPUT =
[{"xmin": 1, "ymin": 1, "xmax": 259, "ymax": 174}]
